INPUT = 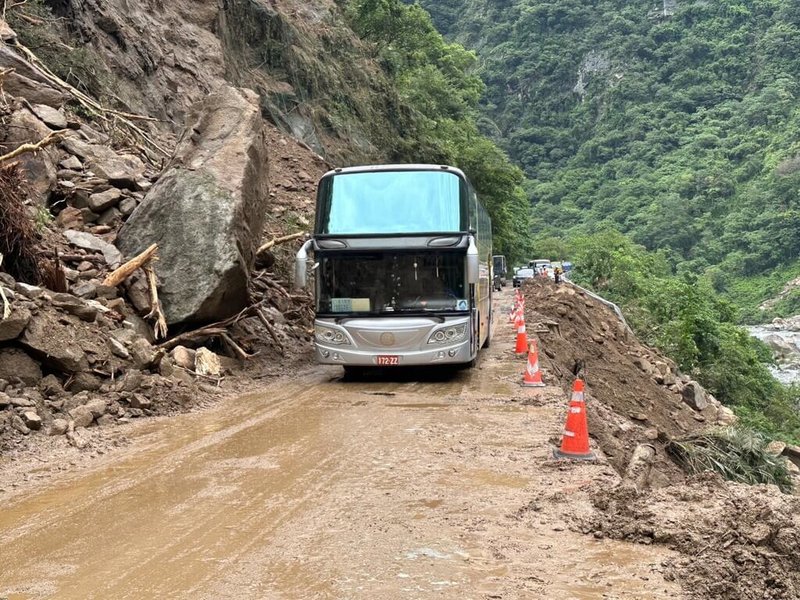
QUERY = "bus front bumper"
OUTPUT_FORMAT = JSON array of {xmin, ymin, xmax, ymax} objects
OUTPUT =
[{"xmin": 315, "ymin": 339, "xmax": 472, "ymax": 366}]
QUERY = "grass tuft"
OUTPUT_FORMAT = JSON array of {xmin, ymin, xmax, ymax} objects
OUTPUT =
[{"xmin": 667, "ymin": 427, "xmax": 794, "ymax": 493}]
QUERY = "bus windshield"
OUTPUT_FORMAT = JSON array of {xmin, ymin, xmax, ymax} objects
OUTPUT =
[
  {"xmin": 316, "ymin": 252, "xmax": 467, "ymax": 315},
  {"xmin": 318, "ymin": 170, "xmax": 463, "ymax": 234}
]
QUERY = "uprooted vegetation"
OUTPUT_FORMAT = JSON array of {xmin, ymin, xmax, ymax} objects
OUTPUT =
[
  {"xmin": 667, "ymin": 427, "xmax": 794, "ymax": 494},
  {"xmin": 0, "ymin": 163, "xmax": 42, "ymax": 284}
]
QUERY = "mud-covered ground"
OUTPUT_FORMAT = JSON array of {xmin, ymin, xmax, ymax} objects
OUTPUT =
[{"xmin": 2, "ymin": 287, "xmax": 800, "ymax": 599}]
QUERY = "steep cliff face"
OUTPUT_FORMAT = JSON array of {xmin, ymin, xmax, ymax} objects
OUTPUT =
[{"xmin": 40, "ymin": 0, "xmax": 406, "ymax": 163}]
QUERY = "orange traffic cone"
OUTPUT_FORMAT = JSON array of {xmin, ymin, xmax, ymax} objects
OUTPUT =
[
  {"xmin": 514, "ymin": 314, "xmax": 528, "ymax": 357},
  {"xmin": 522, "ymin": 340, "xmax": 545, "ymax": 387},
  {"xmin": 508, "ymin": 300, "xmax": 519, "ymax": 323},
  {"xmin": 553, "ymin": 379, "xmax": 595, "ymax": 460}
]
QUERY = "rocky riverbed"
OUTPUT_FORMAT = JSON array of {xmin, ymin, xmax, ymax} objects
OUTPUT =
[{"xmin": 748, "ymin": 316, "xmax": 800, "ymax": 385}]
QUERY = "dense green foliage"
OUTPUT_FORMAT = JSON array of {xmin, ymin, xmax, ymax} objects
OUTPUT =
[
  {"xmin": 343, "ymin": 0, "xmax": 533, "ymax": 263},
  {"xmin": 416, "ymin": 0, "xmax": 800, "ymax": 316},
  {"xmin": 566, "ymin": 230, "xmax": 800, "ymax": 440}
]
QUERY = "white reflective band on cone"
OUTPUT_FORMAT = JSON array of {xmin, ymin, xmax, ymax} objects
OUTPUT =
[
  {"xmin": 570, "ymin": 407, "xmax": 582, "ymax": 414},
  {"xmin": 562, "ymin": 430, "xmax": 575, "ymax": 437}
]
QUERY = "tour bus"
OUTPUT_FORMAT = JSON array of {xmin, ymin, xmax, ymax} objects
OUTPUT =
[{"xmin": 295, "ymin": 164, "xmax": 493, "ymax": 373}]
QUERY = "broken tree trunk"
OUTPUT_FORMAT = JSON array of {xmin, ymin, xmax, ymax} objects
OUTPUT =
[
  {"xmin": 0, "ymin": 129, "xmax": 68, "ymax": 163},
  {"xmin": 102, "ymin": 243, "xmax": 158, "ymax": 287},
  {"xmin": 143, "ymin": 264, "xmax": 168, "ymax": 340},
  {"xmin": 256, "ymin": 231, "xmax": 306, "ymax": 255}
]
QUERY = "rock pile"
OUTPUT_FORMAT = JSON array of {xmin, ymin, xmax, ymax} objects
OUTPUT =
[
  {"xmin": 0, "ymin": 272, "xmax": 209, "ymax": 450},
  {"xmin": 0, "ymin": 43, "xmax": 317, "ymax": 452}
]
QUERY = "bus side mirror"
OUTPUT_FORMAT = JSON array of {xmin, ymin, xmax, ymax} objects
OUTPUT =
[
  {"xmin": 467, "ymin": 236, "xmax": 479, "ymax": 284},
  {"xmin": 294, "ymin": 240, "xmax": 313, "ymax": 290}
]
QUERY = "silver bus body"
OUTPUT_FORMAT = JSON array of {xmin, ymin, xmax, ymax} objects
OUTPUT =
[{"xmin": 297, "ymin": 164, "xmax": 493, "ymax": 368}]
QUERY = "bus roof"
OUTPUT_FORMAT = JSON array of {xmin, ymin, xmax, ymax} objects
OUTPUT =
[{"xmin": 321, "ymin": 164, "xmax": 467, "ymax": 180}]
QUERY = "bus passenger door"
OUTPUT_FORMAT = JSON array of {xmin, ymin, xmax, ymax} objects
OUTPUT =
[{"xmin": 469, "ymin": 283, "xmax": 478, "ymax": 356}]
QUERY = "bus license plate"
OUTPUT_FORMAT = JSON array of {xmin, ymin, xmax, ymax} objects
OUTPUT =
[{"xmin": 376, "ymin": 355, "xmax": 399, "ymax": 366}]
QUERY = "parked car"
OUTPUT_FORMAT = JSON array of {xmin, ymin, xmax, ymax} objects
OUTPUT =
[
  {"xmin": 513, "ymin": 267, "xmax": 535, "ymax": 287},
  {"xmin": 528, "ymin": 259, "xmax": 554, "ymax": 280}
]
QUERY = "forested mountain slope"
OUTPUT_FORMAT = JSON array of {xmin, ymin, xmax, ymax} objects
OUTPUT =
[{"xmin": 417, "ymin": 0, "xmax": 800, "ymax": 315}]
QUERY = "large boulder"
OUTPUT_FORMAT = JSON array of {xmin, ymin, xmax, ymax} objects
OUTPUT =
[{"xmin": 116, "ymin": 86, "xmax": 269, "ymax": 325}]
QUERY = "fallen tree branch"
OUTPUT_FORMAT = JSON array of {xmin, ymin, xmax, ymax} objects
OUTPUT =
[
  {"xmin": 219, "ymin": 331, "xmax": 251, "ymax": 360},
  {"xmin": 159, "ymin": 327, "xmax": 228, "ymax": 352},
  {"xmin": 0, "ymin": 128, "xmax": 67, "ymax": 163},
  {"xmin": 0, "ymin": 253, "xmax": 9, "ymax": 320},
  {"xmin": 143, "ymin": 263, "xmax": 167, "ymax": 340},
  {"xmin": 256, "ymin": 231, "xmax": 306, "ymax": 255},
  {"xmin": 102, "ymin": 243, "xmax": 158, "ymax": 287},
  {"xmin": 12, "ymin": 43, "xmax": 169, "ymax": 157},
  {"xmin": 158, "ymin": 305, "xmax": 257, "ymax": 351},
  {"xmin": 255, "ymin": 306, "xmax": 284, "ymax": 354}
]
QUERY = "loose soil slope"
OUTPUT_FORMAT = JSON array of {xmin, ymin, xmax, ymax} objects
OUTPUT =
[{"xmin": 519, "ymin": 278, "xmax": 800, "ymax": 599}]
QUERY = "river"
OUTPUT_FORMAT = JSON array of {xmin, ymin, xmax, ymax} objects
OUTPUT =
[{"xmin": 747, "ymin": 318, "xmax": 800, "ymax": 385}]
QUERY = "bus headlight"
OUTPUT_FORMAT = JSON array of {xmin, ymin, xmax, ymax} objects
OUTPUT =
[
  {"xmin": 315, "ymin": 325, "xmax": 351, "ymax": 345},
  {"xmin": 427, "ymin": 324, "xmax": 467, "ymax": 345}
]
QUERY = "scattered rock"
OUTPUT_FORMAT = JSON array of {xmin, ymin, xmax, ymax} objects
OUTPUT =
[
  {"xmin": 67, "ymin": 372, "xmax": 103, "ymax": 393},
  {"xmin": 21, "ymin": 410, "xmax": 42, "ymax": 431},
  {"xmin": 60, "ymin": 155, "xmax": 83, "ymax": 170},
  {"xmin": 195, "ymin": 347, "xmax": 221, "ymax": 376},
  {"xmin": 29, "ymin": 103, "xmax": 68, "ymax": 129},
  {"xmin": 171, "ymin": 345, "xmax": 195, "ymax": 370},
  {"xmin": 20, "ymin": 314, "xmax": 90, "ymax": 373},
  {"xmin": 48, "ymin": 418, "xmax": 69, "ymax": 436},
  {"xmin": 68, "ymin": 405, "xmax": 94, "ymax": 428},
  {"xmin": 0, "ymin": 305, "xmax": 31, "ymax": 341},
  {"xmin": 681, "ymin": 381, "xmax": 708, "ymax": 412},
  {"xmin": 88, "ymin": 188, "xmax": 123, "ymax": 212},
  {"xmin": 60, "ymin": 136, "xmax": 146, "ymax": 186},
  {"xmin": 63, "ymin": 229, "xmax": 123, "ymax": 268},
  {"xmin": 130, "ymin": 338, "xmax": 158, "ymax": 370}
]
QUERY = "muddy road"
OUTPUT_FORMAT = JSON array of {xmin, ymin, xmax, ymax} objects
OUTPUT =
[{"xmin": 0, "ymin": 290, "xmax": 683, "ymax": 599}]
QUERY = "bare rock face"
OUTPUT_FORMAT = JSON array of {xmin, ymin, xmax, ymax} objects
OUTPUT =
[{"xmin": 117, "ymin": 86, "xmax": 269, "ymax": 325}]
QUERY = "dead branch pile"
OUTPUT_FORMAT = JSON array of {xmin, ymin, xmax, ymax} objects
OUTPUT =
[{"xmin": 0, "ymin": 162, "xmax": 42, "ymax": 283}]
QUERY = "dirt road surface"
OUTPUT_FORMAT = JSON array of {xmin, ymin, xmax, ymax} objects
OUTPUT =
[{"xmin": 0, "ymin": 289, "xmax": 683, "ymax": 599}]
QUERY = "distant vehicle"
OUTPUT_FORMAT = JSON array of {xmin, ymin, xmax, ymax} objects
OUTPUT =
[
  {"xmin": 528, "ymin": 259, "xmax": 554, "ymax": 280},
  {"xmin": 492, "ymin": 255, "xmax": 507, "ymax": 291},
  {"xmin": 513, "ymin": 267, "xmax": 535, "ymax": 287}
]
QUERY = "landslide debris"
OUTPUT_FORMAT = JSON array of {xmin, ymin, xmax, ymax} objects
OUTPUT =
[
  {"xmin": 588, "ymin": 476, "xmax": 800, "ymax": 600},
  {"xmin": 522, "ymin": 278, "xmax": 733, "ymax": 486},
  {"xmin": 0, "ymin": 12, "xmax": 326, "ymax": 454},
  {"xmin": 521, "ymin": 278, "xmax": 800, "ymax": 599}
]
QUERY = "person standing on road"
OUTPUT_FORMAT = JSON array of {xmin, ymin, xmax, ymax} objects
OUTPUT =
[{"xmin": 554, "ymin": 266, "xmax": 562, "ymax": 284}]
